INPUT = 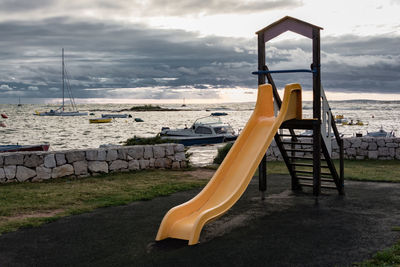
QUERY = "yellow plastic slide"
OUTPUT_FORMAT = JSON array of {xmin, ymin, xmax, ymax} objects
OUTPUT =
[{"xmin": 156, "ymin": 83, "xmax": 302, "ymax": 245}]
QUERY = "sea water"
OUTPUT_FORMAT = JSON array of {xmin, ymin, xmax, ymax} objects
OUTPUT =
[{"xmin": 1, "ymin": 100, "xmax": 399, "ymax": 166}]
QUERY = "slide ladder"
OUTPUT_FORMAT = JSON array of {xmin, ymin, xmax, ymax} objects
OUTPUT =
[{"xmin": 263, "ymin": 67, "xmax": 344, "ymax": 195}]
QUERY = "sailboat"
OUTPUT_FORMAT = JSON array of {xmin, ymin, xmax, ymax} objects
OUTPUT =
[
  {"xmin": 181, "ymin": 97, "xmax": 186, "ymax": 107},
  {"xmin": 17, "ymin": 97, "xmax": 22, "ymax": 107},
  {"xmin": 35, "ymin": 48, "xmax": 87, "ymax": 116}
]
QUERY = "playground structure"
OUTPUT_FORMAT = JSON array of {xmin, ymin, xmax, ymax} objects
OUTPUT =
[{"xmin": 156, "ymin": 16, "xmax": 344, "ymax": 245}]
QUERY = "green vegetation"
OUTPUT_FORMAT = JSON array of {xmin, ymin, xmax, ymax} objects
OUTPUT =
[
  {"xmin": 255, "ymin": 160, "xmax": 400, "ymax": 183},
  {"xmin": 0, "ymin": 169, "xmax": 207, "ymax": 235},
  {"xmin": 212, "ymin": 146, "xmax": 400, "ymax": 182},
  {"xmin": 339, "ymin": 160, "xmax": 400, "ymax": 182},
  {"xmin": 213, "ymin": 142, "xmax": 233, "ymax": 164},
  {"xmin": 124, "ymin": 135, "xmax": 175, "ymax": 146},
  {"xmin": 354, "ymin": 240, "xmax": 400, "ymax": 266},
  {"xmin": 128, "ymin": 105, "xmax": 179, "ymax": 112}
]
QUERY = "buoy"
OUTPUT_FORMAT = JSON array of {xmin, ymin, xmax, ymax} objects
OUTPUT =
[
  {"xmin": 0, "ymin": 122, "xmax": 6, "ymax": 127},
  {"xmin": 1, "ymin": 113, "xmax": 8, "ymax": 119}
]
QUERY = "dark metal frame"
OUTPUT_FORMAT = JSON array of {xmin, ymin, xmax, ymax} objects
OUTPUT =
[{"xmin": 255, "ymin": 16, "xmax": 344, "ymax": 197}]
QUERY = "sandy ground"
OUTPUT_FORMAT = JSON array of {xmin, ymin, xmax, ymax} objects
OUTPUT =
[{"xmin": 0, "ymin": 173, "xmax": 399, "ymax": 267}]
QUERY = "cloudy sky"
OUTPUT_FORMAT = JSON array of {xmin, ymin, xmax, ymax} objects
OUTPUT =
[{"xmin": 0, "ymin": 0, "xmax": 399, "ymax": 103}]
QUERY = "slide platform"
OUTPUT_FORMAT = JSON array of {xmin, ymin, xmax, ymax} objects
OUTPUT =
[{"xmin": 156, "ymin": 83, "xmax": 302, "ymax": 245}]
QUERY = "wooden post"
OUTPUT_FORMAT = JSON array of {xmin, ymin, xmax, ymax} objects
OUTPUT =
[
  {"xmin": 257, "ymin": 33, "xmax": 267, "ymax": 199},
  {"xmin": 312, "ymin": 28, "xmax": 321, "ymax": 197}
]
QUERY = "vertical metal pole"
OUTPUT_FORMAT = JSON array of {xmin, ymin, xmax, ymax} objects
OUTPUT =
[
  {"xmin": 257, "ymin": 33, "xmax": 267, "ymax": 199},
  {"xmin": 259, "ymin": 155, "xmax": 267, "ymax": 200},
  {"xmin": 290, "ymin": 136, "xmax": 296, "ymax": 190},
  {"xmin": 62, "ymin": 48, "xmax": 65, "ymax": 110},
  {"xmin": 312, "ymin": 28, "xmax": 321, "ymax": 197},
  {"xmin": 339, "ymin": 138, "xmax": 344, "ymax": 194}
]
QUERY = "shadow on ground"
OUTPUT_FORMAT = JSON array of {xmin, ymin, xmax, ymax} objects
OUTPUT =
[{"xmin": 0, "ymin": 175, "xmax": 399, "ymax": 267}]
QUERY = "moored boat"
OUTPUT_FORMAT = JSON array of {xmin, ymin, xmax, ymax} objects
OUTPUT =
[
  {"xmin": 89, "ymin": 118, "xmax": 112, "ymax": 124},
  {"xmin": 34, "ymin": 48, "xmax": 87, "ymax": 117},
  {"xmin": 160, "ymin": 116, "xmax": 237, "ymax": 146},
  {"xmin": 101, "ymin": 114, "xmax": 131, "ymax": 118},
  {"xmin": 366, "ymin": 126, "xmax": 395, "ymax": 137},
  {"xmin": 211, "ymin": 112, "xmax": 228, "ymax": 116},
  {"xmin": 342, "ymin": 119, "xmax": 365, "ymax": 126},
  {"xmin": 0, "ymin": 144, "xmax": 50, "ymax": 153}
]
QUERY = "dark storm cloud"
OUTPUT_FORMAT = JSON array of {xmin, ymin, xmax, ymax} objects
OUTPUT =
[
  {"xmin": 264, "ymin": 34, "xmax": 400, "ymax": 95},
  {"xmin": 0, "ymin": 0, "xmax": 54, "ymax": 12},
  {"xmin": 138, "ymin": 0, "xmax": 302, "ymax": 15},
  {"xmin": 0, "ymin": 18, "xmax": 399, "ymax": 100},
  {"xmin": 0, "ymin": 18, "xmax": 256, "ymax": 98},
  {"xmin": 0, "ymin": 0, "xmax": 301, "ymax": 17}
]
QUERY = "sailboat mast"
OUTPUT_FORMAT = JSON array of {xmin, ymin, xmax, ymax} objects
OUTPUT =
[{"xmin": 62, "ymin": 48, "xmax": 65, "ymax": 111}]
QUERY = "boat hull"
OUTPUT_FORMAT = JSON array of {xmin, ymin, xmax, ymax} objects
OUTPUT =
[
  {"xmin": 89, "ymin": 118, "xmax": 112, "ymax": 123},
  {"xmin": 161, "ymin": 135, "xmax": 236, "ymax": 146},
  {"xmin": 36, "ymin": 111, "xmax": 88, "ymax": 116},
  {"xmin": 0, "ymin": 144, "xmax": 50, "ymax": 153},
  {"xmin": 101, "ymin": 114, "xmax": 130, "ymax": 118}
]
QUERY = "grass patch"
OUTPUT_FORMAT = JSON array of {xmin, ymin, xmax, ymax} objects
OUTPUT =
[
  {"xmin": 262, "ymin": 160, "xmax": 400, "ymax": 182},
  {"xmin": 0, "ymin": 169, "xmax": 207, "ymax": 235},
  {"xmin": 354, "ymin": 240, "xmax": 400, "ymax": 266}
]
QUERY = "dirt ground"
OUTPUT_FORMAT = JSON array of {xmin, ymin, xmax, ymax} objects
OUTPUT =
[{"xmin": 0, "ymin": 173, "xmax": 399, "ymax": 267}]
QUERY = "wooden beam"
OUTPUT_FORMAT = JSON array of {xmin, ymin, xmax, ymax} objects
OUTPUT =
[{"xmin": 256, "ymin": 16, "xmax": 323, "ymax": 42}]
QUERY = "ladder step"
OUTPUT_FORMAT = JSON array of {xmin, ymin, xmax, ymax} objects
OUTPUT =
[
  {"xmin": 281, "ymin": 141, "xmax": 313, "ymax": 145},
  {"xmin": 299, "ymin": 182, "xmax": 338, "ymax": 190},
  {"xmin": 277, "ymin": 134, "xmax": 313, "ymax": 138},
  {"xmin": 295, "ymin": 170, "xmax": 332, "ymax": 176},
  {"xmin": 288, "ymin": 156, "xmax": 314, "ymax": 160},
  {"xmin": 291, "ymin": 163, "xmax": 330, "ymax": 168},
  {"xmin": 285, "ymin": 149, "xmax": 314, "ymax": 153},
  {"xmin": 297, "ymin": 176, "xmax": 334, "ymax": 182},
  {"xmin": 288, "ymin": 156, "xmax": 327, "ymax": 161}
]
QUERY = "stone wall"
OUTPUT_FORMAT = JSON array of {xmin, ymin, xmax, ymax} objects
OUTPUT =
[
  {"xmin": 0, "ymin": 144, "xmax": 187, "ymax": 184},
  {"xmin": 266, "ymin": 137, "xmax": 400, "ymax": 161}
]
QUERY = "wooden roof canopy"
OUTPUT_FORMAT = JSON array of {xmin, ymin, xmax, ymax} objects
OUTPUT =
[{"xmin": 256, "ymin": 16, "xmax": 323, "ymax": 42}]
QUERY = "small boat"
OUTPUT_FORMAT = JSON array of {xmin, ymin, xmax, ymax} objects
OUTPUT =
[
  {"xmin": 335, "ymin": 115, "xmax": 344, "ymax": 120},
  {"xmin": 101, "ymin": 114, "xmax": 131, "ymax": 118},
  {"xmin": 1, "ymin": 113, "xmax": 8, "ymax": 119},
  {"xmin": 34, "ymin": 48, "xmax": 87, "ymax": 117},
  {"xmin": 160, "ymin": 116, "xmax": 237, "ymax": 146},
  {"xmin": 342, "ymin": 119, "xmax": 364, "ymax": 126},
  {"xmin": 0, "ymin": 144, "xmax": 50, "ymax": 153},
  {"xmin": 134, "ymin": 118, "xmax": 144, "ymax": 122},
  {"xmin": 89, "ymin": 118, "xmax": 112, "ymax": 124},
  {"xmin": 0, "ymin": 122, "xmax": 6, "ymax": 127},
  {"xmin": 367, "ymin": 126, "xmax": 395, "ymax": 137},
  {"xmin": 211, "ymin": 112, "xmax": 228, "ymax": 116}
]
